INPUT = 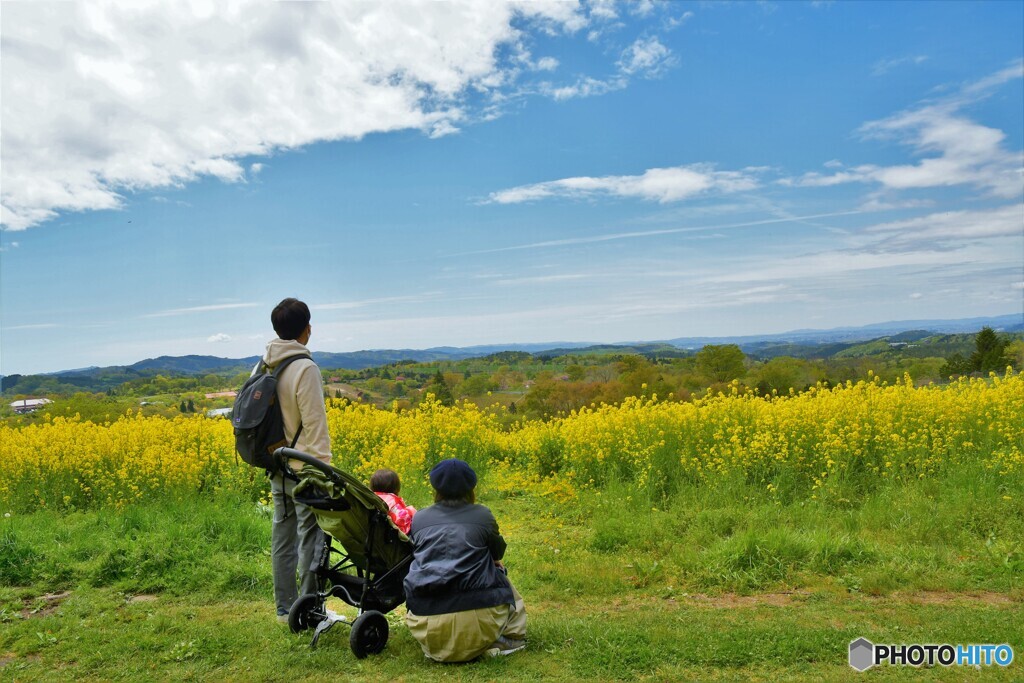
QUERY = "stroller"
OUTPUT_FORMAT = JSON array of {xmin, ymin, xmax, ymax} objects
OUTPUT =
[{"xmin": 273, "ymin": 447, "xmax": 413, "ymax": 657}]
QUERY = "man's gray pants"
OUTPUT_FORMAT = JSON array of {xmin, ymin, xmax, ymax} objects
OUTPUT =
[{"xmin": 271, "ymin": 472, "xmax": 323, "ymax": 617}]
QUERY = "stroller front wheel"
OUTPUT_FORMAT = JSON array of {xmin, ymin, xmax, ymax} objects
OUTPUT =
[
  {"xmin": 289, "ymin": 593, "xmax": 326, "ymax": 633},
  {"xmin": 350, "ymin": 610, "xmax": 389, "ymax": 658}
]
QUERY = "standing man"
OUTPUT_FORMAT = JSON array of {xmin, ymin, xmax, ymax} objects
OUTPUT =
[{"xmin": 264, "ymin": 297, "xmax": 332, "ymax": 624}]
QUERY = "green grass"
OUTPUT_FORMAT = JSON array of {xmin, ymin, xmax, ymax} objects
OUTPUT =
[{"xmin": 1, "ymin": 478, "xmax": 1022, "ymax": 681}]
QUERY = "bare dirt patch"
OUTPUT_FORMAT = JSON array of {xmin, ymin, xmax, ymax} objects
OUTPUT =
[
  {"xmin": 892, "ymin": 591, "xmax": 1019, "ymax": 606},
  {"xmin": 686, "ymin": 591, "xmax": 810, "ymax": 608},
  {"xmin": 127, "ymin": 594, "xmax": 158, "ymax": 604},
  {"xmin": 20, "ymin": 591, "xmax": 71, "ymax": 619}
]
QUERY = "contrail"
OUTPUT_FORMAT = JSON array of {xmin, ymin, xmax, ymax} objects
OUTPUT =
[{"xmin": 451, "ymin": 210, "xmax": 865, "ymax": 257}]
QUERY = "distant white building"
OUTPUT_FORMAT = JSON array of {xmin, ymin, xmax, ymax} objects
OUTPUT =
[
  {"xmin": 10, "ymin": 398, "xmax": 53, "ymax": 414},
  {"xmin": 206, "ymin": 407, "xmax": 232, "ymax": 418}
]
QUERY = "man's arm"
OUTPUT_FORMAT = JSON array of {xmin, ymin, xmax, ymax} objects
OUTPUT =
[{"xmin": 295, "ymin": 362, "xmax": 332, "ymax": 464}]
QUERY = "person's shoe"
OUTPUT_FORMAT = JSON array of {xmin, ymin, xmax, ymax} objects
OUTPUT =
[
  {"xmin": 486, "ymin": 636, "xmax": 526, "ymax": 656},
  {"xmin": 276, "ymin": 611, "xmax": 289, "ymax": 625}
]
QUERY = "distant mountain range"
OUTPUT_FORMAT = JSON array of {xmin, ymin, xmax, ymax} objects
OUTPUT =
[{"xmin": 2, "ymin": 313, "xmax": 1021, "ymax": 392}]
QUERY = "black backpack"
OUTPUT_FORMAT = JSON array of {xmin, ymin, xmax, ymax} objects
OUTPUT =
[{"xmin": 232, "ymin": 353, "xmax": 311, "ymax": 474}]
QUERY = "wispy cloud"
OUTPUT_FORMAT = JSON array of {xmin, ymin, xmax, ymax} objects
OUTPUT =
[
  {"xmin": 488, "ymin": 164, "xmax": 762, "ymax": 205},
  {"xmin": 493, "ymin": 273, "xmax": 592, "ymax": 286},
  {"xmin": 700, "ymin": 205, "xmax": 1023, "ymax": 287},
  {"xmin": 542, "ymin": 34, "xmax": 677, "ymax": 100},
  {"xmin": 871, "ymin": 54, "xmax": 928, "ymax": 76},
  {"xmin": 6, "ymin": 323, "xmax": 60, "ymax": 331},
  {"xmin": 787, "ymin": 61, "xmax": 1024, "ymax": 199},
  {"xmin": 312, "ymin": 292, "xmax": 443, "ymax": 310},
  {"xmin": 207, "ymin": 333, "xmax": 232, "ymax": 343},
  {"xmin": 863, "ymin": 204, "xmax": 1023, "ymax": 247},
  {"xmin": 142, "ymin": 303, "xmax": 260, "ymax": 318}
]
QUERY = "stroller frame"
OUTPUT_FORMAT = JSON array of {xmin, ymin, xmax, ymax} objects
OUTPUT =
[{"xmin": 274, "ymin": 447, "xmax": 413, "ymax": 656}]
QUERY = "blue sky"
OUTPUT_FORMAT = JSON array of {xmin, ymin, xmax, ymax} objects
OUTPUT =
[{"xmin": 2, "ymin": 1, "xmax": 1022, "ymax": 375}]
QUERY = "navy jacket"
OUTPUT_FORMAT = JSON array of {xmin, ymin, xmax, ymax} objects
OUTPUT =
[{"xmin": 403, "ymin": 502, "xmax": 515, "ymax": 616}]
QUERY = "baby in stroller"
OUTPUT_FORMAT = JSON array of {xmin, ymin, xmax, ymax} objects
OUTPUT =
[{"xmin": 274, "ymin": 447, "xmax": 413, "ymax": 657}]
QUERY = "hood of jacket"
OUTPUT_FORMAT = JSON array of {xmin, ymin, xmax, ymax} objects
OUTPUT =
[{"xmin": 262, "ymin": 338, "xmax": 311, "ymax": 368}]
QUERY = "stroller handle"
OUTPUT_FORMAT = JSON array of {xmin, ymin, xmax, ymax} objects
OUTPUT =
[{"xmin": 274, "ymin": 447, "xmax": 342, "ymax": 483}]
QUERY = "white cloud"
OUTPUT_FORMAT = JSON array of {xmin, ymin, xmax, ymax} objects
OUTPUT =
[
  {"xmin": 249, "ymin": 163, "xmax": 264, "ymax": 175},
  {"xmin": 489, "ymin": 164, "xmax": 761, "ymax": 204},
  {"xmin": 207, "ymin": 333, "xmax": 232, "ymax": 343},
  {"xmin": 790, "ymin": 62, "xmax": 1024, "ymax": 199},
  {"xmin": 534, "ymin": 57, "xmax": 559, "ymax": 71},
  {"xmin": 632, "ymin": 1, "xmax": 657, "ymax": 18},
  {"xmin": 909, "ymin": 293, "xmax": 923, "ymax": 299},
  {"xmin": 617, "ymin": 36, "xmax": 676, "ymax": 77},
  {"xmin": 589, "ymin": 0, "xmax": 618, "ymax": 20},
  {"xmin": 0, "ymin": 2, "xmax": 589, "ymax": 230}
]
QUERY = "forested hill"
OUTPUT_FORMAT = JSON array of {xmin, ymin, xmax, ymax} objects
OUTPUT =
[{"xmin": 2, "ymin": 313, "xmax": 1021, "ymax": 396}]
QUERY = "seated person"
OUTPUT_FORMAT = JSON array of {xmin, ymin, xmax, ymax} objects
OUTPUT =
[
  {"xmin": 403, "ymin": 459, "xmax": 527, "ymax": 662},
  {"xmin": 371, "ymin": 468, "xmax": 416, "ymax": 535}
]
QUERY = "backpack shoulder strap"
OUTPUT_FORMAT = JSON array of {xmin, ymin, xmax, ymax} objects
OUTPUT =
[
  {"xmin": 269, "ymin": 353, "xmax": 313, "ymax": 377},
  {"xmin": 269, "ymin": 353, "xmax": 314, "ymax": 450}
]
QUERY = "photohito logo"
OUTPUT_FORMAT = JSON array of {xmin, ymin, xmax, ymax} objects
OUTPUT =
[{"xmin": 849, "ymin": 638, "xmax": 1014, "ymax": 671}]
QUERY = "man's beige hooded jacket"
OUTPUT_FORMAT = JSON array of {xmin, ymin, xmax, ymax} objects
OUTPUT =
[{"xmin": 261, "ymin": 338, "xmax": 332, "ymax": 466}]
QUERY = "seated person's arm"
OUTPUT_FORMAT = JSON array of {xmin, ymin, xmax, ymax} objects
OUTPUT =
[{"xmin": 488, "ymin": 515, "xmax": 507, "ymax": 561}]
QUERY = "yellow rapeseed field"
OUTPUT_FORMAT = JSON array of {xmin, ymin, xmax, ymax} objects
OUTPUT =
[{"xmin": 2, "ymin": 373, "xmax": 1022, "ymax": 513}]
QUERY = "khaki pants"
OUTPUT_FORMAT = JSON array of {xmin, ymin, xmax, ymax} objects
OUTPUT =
[{"xmin": 406, "ymin": 584, "xmax": 527, "ymax": 663}]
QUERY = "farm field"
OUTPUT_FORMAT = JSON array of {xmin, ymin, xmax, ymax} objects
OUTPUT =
[{"xmin": 2, "ymin": 373, "xmax": 1022, "ymax": 680}]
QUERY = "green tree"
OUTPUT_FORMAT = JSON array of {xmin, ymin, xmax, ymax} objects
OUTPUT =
[
  {"xmin": 695, "ymin": 344, "xmax": 746, "ymax": 383},
  {"xmin": 424, "ymin": 371, "xmax": 455, "ymax": 406},
  {"xmin": 969, "ymin": 327, "xmax": 1010, "ymax": 373},
  {"xmin": 565, "ymin": 364, "xmax": 586, "ymax": 381},
  {"xmin": 1006, "ymin": 340, "xmax": 1024, "ymax": 370},
  {"xmin": 753, "ymin": 356, "xmax": 820, "ymax": 394},
  {"xmin": 939, "ymin": 352, "xmax": 972, "ymax": 378},
  {"xmin": 179, "ymin": 400, "xmax": 187, "ymax": 413}
]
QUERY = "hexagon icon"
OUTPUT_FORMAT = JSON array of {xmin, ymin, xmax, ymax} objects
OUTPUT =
[{"xmin": 849, "ymin": 638, "xmax": 874, "ymax": 671}]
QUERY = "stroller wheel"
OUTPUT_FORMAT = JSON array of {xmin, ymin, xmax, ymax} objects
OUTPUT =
[
  {"xmin": 289, "ymin": 593, "xmax": 326, "ymax": 633},
  {"xmin": 350, "ymin": 610, "xmax": 388, "ymax": 658}
]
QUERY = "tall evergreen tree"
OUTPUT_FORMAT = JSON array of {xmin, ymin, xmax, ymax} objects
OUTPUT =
[
  {"xmin": 425, "ymin": 370, "xmax": 454, "ymax": 406},
  {"xmin": 970, "ymin": 327, "xmax": 1010, "ymax": 373}
]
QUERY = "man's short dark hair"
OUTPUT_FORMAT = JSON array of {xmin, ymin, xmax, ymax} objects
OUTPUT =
[
  {"xmin": 371, "ymin": 469, "xmax": 401, "ymax": 494},
  {"xmin": 271, "ymin": 298, "xmax": 310, "ymax": 340}
]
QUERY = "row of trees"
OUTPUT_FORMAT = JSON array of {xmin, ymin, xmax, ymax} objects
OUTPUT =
[{"xmin": 329, "ymin": 329, "xmax": 1021, "ymax": 420}]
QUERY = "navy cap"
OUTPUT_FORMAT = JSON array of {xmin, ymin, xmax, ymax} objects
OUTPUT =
[{"xmin": 429, "ymin": 459, "xmax": 477, "ymax": 498}]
